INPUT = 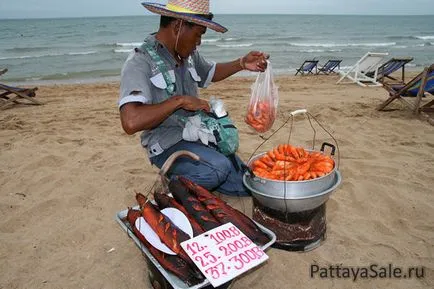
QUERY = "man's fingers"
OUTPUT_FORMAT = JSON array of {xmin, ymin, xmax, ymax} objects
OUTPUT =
[
  {"xmin": 248, "ymin": 51, "xmax": 263, "ymax": 58},
  {"xmin": 181, "ymin": 96, "xmax": 211, "ymax": 112},
  {"xmin": 200, "ymin": 99, "xmax": 210, "ymax": 112},
  {"xmin": 257, "ymin": 64, "xmax": 266, "ymax": 72},
  {"xmin": 250, "ymin": 51, "xmax": 269, "ymax": 58},
  {"xmin": 241, "ymin": 50, "xmax": 269, "ymax": 72},
  {"xmin": 202, "ymin": 103, "xmax": 210, "ymax": 112}
]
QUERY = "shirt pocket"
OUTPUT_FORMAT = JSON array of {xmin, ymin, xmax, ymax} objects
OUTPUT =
[
  {"xmin": 149, "ymin": 71, "xmax": 176, "ymax": 104},
  {"xmin": 150, "ymin": 70, "xmax": 176, "ymax": 89},
  {"xmin": 188, "ymin": 67, "xmax": 202, "ymax": 82},
  {"xmin": 150, "ymin": 72, "xmax": 167, "ymax": 89}
]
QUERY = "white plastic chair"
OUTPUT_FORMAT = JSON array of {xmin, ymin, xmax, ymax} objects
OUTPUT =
[{"xmin": 337, "ymin": 52, "xmax": 389, "ymax": 87}]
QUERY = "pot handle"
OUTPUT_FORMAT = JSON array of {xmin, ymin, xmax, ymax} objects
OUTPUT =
[
  {"xmin": 320, "ymin": 142, "xmax": 336, "ymax": 156},
  {"xmin": 242, "ymin": 164, "xmax": 256, "ymax": 178}
]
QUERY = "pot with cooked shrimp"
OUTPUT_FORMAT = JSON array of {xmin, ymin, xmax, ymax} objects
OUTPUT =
[{"xmin": 243, "ymin": 143, "xmax": 341, "ymax": 212}]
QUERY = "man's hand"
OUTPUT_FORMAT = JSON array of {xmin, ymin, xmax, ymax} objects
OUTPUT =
[
  {"xmin": 212, "ymin": 51, "xmax": 270, "ymax": 82},
  {"xmin": 181, "ymin": 95, "xmax": 210, "ymax": 112},
  {"xmin": 119, "ymin": 95, "xmax": 210, "ymax": 135},
  {"xmin": 240, "ymin": 51, "xmax": 270, "ymax": 72}
]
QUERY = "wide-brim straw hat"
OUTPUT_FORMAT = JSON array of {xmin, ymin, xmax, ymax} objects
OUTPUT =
[{"xmin": 142, "ymin": 0, "xmax": 227, "ymax": 33}]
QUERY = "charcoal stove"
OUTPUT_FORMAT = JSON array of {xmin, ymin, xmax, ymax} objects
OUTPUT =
[{"xmin": 252, "ymin": 198, "xmax": 326, "ymax": 252}]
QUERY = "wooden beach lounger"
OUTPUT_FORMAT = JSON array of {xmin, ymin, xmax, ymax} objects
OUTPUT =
[
  {"xmin": 377, "ymin": 64, "xmax": 434, "ymax": 124},
  {"xmin": 0, "ymin": 68, "xmax": 42, "ymax": 109},
  {"xmin": 336, "ymin": 52, "xmax": 388, "ymax": 87}
]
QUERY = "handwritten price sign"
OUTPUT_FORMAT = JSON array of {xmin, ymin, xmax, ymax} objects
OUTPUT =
[{"xmin": 180, "ymin": 223, "xmax": 269, "ymax": 287}]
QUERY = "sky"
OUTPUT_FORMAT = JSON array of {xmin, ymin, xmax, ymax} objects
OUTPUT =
[{"xmin": 0, "ymin": 0, "xmax": 433, "ymax": 19}]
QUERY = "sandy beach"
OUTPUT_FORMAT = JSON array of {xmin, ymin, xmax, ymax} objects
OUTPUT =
[{"xmin": 1, "ymin": 74, "xmax": 433, "ymax": 289}]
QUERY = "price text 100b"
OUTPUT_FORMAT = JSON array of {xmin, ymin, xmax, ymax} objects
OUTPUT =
[{"xmin": 209, "ymin": 225, "xmax": 241, "ymax": 245}]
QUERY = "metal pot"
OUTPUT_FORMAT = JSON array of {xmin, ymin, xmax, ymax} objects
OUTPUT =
[
  {"xmin": 244, "ymin": 170, "xmax": 341, "ymax": 212},
  {"xmin": 244, "ymin": 146, "xmax": 337, "ymax": 198}
]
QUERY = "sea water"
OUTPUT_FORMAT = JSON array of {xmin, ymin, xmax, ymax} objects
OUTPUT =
[{"xmin": 0, "ymin": 15, "xmax": 433, "ymax": 84}]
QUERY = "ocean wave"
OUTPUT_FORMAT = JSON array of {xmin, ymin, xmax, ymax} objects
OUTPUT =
[
  {"xmin": 299, "ymin": 49, "xmax": 343, "ymax": 53},
  {"xmin": 339, "ymin": 65, "xmax": 354, "ymax": 71},
  {"xmin": 115, "ymin": 42, "xmax": 143, "ymax": 47},
  {"xmin": 95, "ymin": 43, "xmax": 118, "ymax": 48},
  {"xmin": 224, "ymin": 37, "xmax": 240, "ymax": 41},
  {"xmin": 202, "ymin": 38, "xmax": 220, "ymax": 43},
  {"xmin": 68, "ymin": 51, "xmax": 97, "ymax": 55},
  {"xmin": 0, "ymin": 51, "xmax": 98, "ymax": 60},
  {"xmin": 273, "ymin": 36, "xmax": 305, "ymax": 41},
  {"xmin": 216, "ymin": 43, "xmax": 253, "ymax": 48},
  {"xmin": 299, "ymin": 49, "xmax": 324, "ymax": 53},
  {"xmin": 415, "ymin": 42, "xmax": 433, "ymax": 47},
  {"xmin": 202, "ymin": 37, "xmax": 242, "ymax": 44},
  {"xmin": 5, "ymin": 46, "xmax": 52, "ymax": 53},
  {"xmin": 386, "ymin": 35, "xmax": 420, "ymax": 40},
  {"xmin": 383, "ymin": 35, "xmax": 434, "ymax": 41},
  {"xmin": 415, "ymin": 35, "xmax": 434, "ymax": 40},
  {"xmin": 289, "ymin": 42, "xmax": 396, "ymax": 48},
  {"xmin": 114, "ymin": 49, "xmax": 133, "ymax": 53}
]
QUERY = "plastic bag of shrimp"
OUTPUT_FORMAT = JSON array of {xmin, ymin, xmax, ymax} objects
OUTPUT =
[{"xmin": 245, "ymin": 61, "xmax": 279, "ymax": 133}]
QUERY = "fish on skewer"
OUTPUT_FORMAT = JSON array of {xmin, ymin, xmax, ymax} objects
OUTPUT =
[
  {"xmin": 127, "ymin": 209, "xmax": 204, "ymax": 286},
  {"xmin": 154, "ymin": 192, "xmax": 205, "ymax": 237},
  {"xmin": 135, "ymin": 193, "xmax": 200, "ymax": 275},
  {"xmin": 168, "ymin": 179, "xmax": 221, "ymax": 231},
  {"xmin": 178, "ymin": 176, "xmax": 270, "ymax": 245}
]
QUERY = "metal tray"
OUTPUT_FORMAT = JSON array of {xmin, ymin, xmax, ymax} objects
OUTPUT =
[{"xmin": 115, "ymin": 206, "xmax": 276, "ymax": 289}]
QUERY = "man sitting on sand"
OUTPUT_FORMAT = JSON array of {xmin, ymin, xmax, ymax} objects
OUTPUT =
[{"xmin": 118, "ymin": 0, "xmax": 268, "ymax": 196}]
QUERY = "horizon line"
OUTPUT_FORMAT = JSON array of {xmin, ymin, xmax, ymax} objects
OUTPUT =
[{"xmin": 1, "ymin": 13, "xmax": 434, "ymax": 20}]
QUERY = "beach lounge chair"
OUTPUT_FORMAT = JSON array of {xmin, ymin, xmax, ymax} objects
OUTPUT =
[
  {"xmin": 366, "ymin": 57, "xmax": 413, "ymax": 84},
  {"xmin": 295, "ymin": 60, "xmax": 319, "ymax": 75},
  {"xmin": 0, "ymin": 69, "xmax": 42, "ymax": 109},
  {"xmin": 377, "ymin": 64, "xmax": 434, "ymax": 121},
  {"xmin": 316, "ymin": 59, "xmax": 342, "ymax": 75},
  {"xmin": 337, "ymin": 52, "xmax": 389, "ymax": 87}
]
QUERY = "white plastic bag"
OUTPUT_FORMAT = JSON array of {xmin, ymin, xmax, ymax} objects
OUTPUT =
[
  {"xmin": 245, "ymin": 61, "xmax": 278, "ymax": 133},
  {"xmin": 182, "ymin": 114, "xmax": 217, "ymax": 145}
]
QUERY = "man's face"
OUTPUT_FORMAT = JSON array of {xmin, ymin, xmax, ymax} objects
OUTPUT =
[{"xmin": 176, "ymin": 21, "xmax": 207, "ymax": 59}]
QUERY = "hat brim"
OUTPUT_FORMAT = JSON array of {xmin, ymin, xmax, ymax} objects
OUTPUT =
[{"xmin": 142, "ymin": 2, "xmax": 228, "ymax": 33}]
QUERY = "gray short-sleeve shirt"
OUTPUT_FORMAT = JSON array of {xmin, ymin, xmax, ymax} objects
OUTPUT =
[{"xmin": 119, "ymin": 34, "xmax": 216, "ymax": 158}]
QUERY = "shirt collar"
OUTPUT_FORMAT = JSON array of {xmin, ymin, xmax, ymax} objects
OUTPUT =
[{"xmin": 145, "ymin": 34, "xmax": 186, "ymax": 67}]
